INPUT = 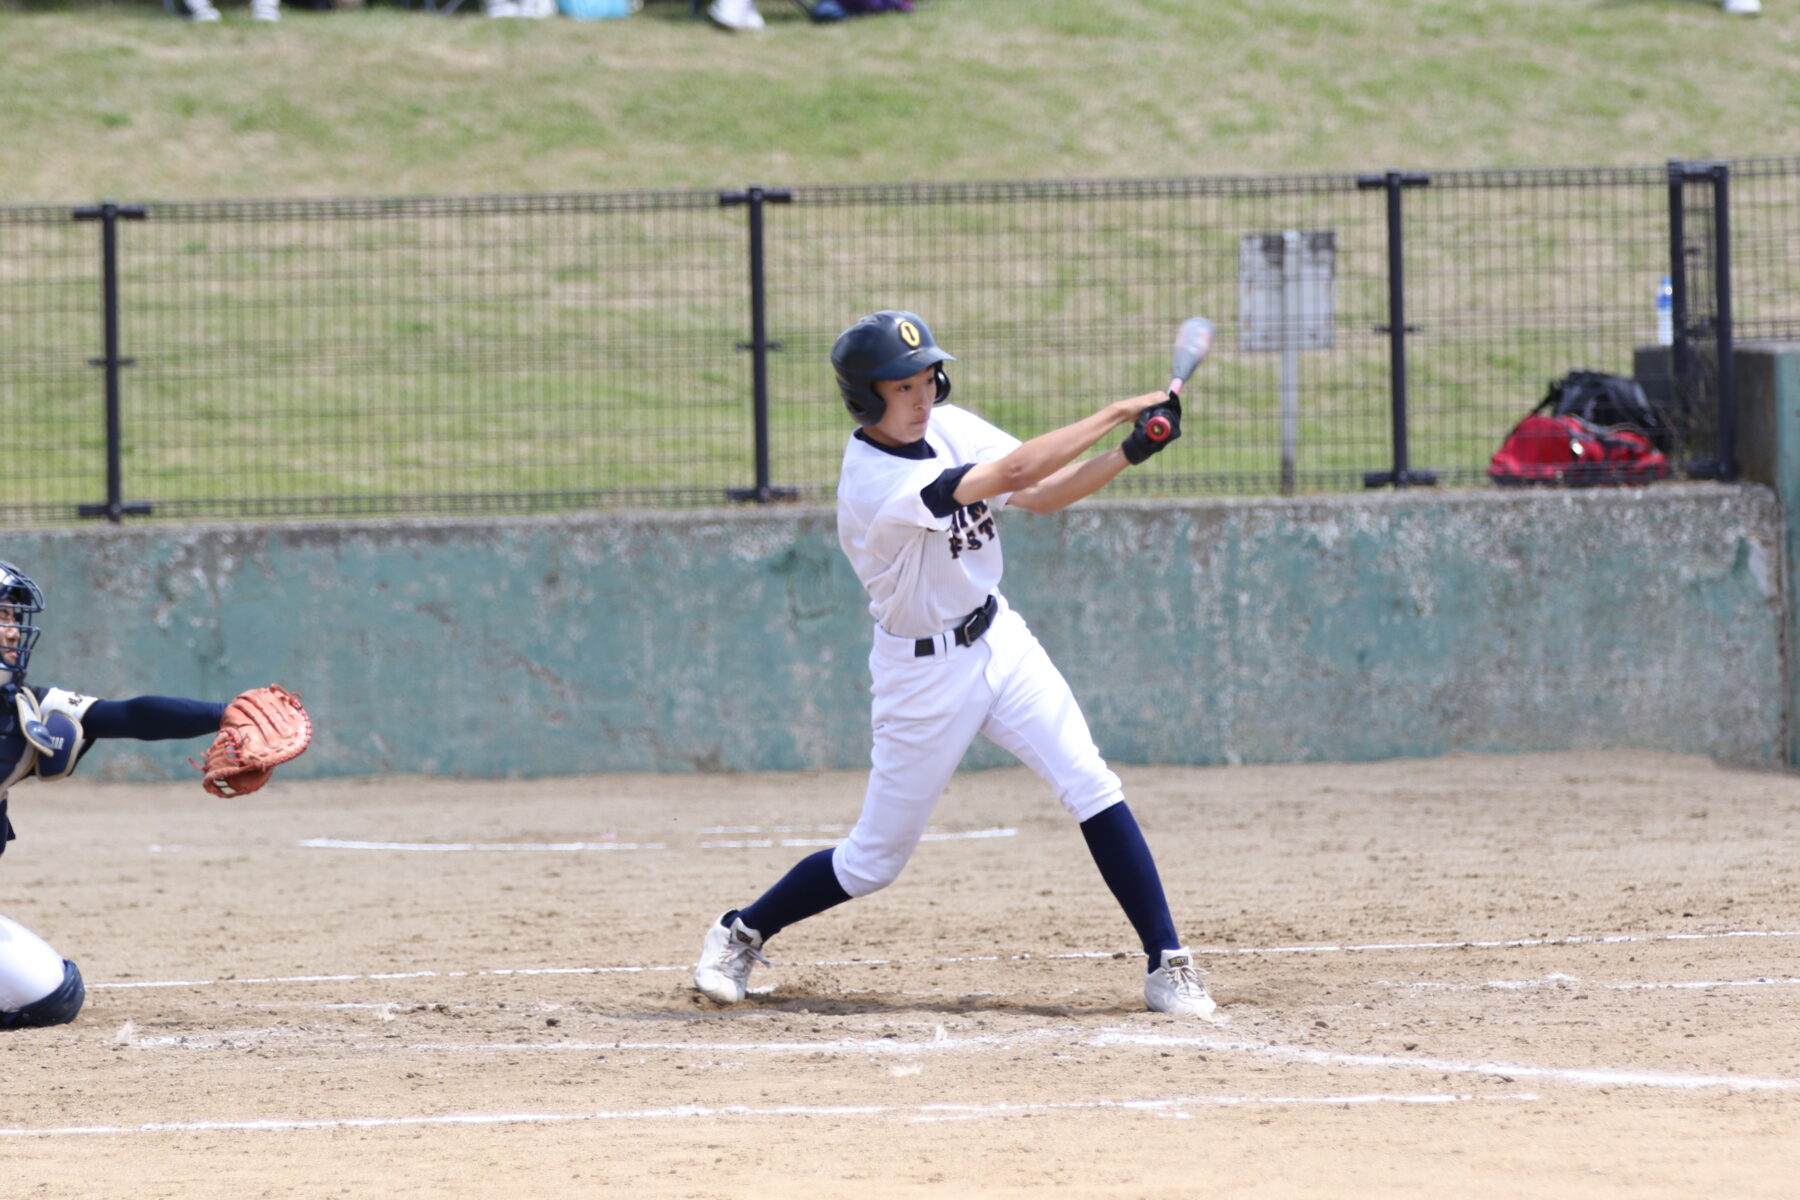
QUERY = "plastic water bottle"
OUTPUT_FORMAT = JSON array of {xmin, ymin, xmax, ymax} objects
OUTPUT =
[{"xmin": 1655, "ymin": 275, "xmax": 1674, "ymax": 345}]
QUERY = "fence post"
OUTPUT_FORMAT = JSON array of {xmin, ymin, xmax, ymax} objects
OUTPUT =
[
  {"xmin": 720, "ymin": 184, "xmax": 797, "ymax": 504},
  {"xmin": 1357, "ymin": 171, "xmax": 1435, "ymax": 489},
  {"xmin": 1667, "ymin": 160, "xmax": 1737, "ymax": 482},
  {"xmin": 1711, "ymin": 162, "xmax": 1737, "ymax": 482},
  {"xmin": 71, "ymin": 199, "xmax": 151, "ymax": 523}
]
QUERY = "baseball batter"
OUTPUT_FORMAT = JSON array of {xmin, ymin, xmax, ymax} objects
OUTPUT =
[
  {"xmin": 0, "ymin": 560, "xmax": 307, "ymax": 1030},
  {"xmin": 694, "ymin": 310, "xmax": 1216, "ymax": 1017}
]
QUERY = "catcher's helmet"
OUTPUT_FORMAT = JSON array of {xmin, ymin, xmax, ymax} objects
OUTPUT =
[
  {"xmin": 0, "ymin": 560, "xmax": 45, "ymax": 687},
  {"xmin": 831, "ymin": 310, "xmax": 955, "ymax": 426}
]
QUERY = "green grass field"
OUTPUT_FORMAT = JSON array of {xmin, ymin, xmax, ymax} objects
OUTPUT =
[
  {"xmin": 1, "ymin": 0, "xmax": 1794, "ymax": 519},
  {"xmin": 2, "ymin": 0, "xmax": 1796, "ymax": 202}
]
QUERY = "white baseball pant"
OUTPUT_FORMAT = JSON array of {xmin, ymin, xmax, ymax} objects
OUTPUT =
[{"xmin": 832, "ymin": 596, "xmax": 1124, "ymax": 898}]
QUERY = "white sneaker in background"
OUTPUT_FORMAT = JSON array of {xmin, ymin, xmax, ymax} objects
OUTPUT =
[
  {"xmin": 1723, "ymin": 0, "xmax": 1762, "ymax": 13},
  {"xmin": 1144, "ymin": 947, "xmax": 1218, "ymax": 1018},
  {"xmin": 484, "ymin": 0, "xmax": 522, "ymax": 14},
  {"xmin": 708, "ymin": 0, "xmax": 765, "ymax": 31},
  {"xmin": 184, "ymin": 0, "xmax": 222, "ymax": 20},
  {"xmin": 250, "ymin": 0, "xmax": 280, "ymax": 20}
]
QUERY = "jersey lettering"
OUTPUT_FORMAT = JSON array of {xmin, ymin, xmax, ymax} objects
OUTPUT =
[{"xmin": 946, "ymin": 500, "xmax": 996, "ymax": 560}]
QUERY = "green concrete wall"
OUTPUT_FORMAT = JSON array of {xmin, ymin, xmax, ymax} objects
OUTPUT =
[
  {"xmin": 6, "ymin": 482, "xmax": 1782, "ymax": 781},
  {"xmin": 1732, "ymin": 340, "xmax": 1800, "ymax": 765}
]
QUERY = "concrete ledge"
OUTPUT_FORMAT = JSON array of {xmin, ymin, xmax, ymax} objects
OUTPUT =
[{"xmin": 9, "ymin": 481, "xmax": 1781, "ymax": 780}]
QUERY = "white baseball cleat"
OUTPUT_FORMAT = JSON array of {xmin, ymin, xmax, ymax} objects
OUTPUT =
[
  {"xmin": 693, "ymin": 913, "xmax": 769, "ymax": 1005},
  {"xmin": 1722, "ymin": 0, "xmax": 1761, "ymax": 13},
  {"xmin": 1144, "ymin": 947, "xmax": 1217, "ymax": 1018}
]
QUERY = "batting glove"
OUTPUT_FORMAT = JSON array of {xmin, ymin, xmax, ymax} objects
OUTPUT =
[{"xmin": 1121, "ymin": 395, "xmax": 1182, "ymax": 465}]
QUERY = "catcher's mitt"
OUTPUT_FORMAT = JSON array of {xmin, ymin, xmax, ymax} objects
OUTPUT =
[{"xmin": 192, "ymin": 685, "xmax": 312, "ymax": 798}]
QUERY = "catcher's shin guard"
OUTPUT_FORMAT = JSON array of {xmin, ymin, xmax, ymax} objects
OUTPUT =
[
  {"xmin": 1, "ymin": 960, "xmax": 85, "ymax": 1029},
  {"xmin": 1, "ymin": 915, "xmax": 85, "ymax": 1028}
]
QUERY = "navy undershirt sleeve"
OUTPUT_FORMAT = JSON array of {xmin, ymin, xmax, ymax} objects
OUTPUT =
[
  {"xmin": 83, "ymin": 696, "xmax": 226, "ymax": 741},
  {"xmin": 919, "ymin": 463, "xmax": 975, "ymax": 519}
]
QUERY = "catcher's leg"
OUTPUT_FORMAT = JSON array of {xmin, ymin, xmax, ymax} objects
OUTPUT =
[{"xmin": 1, "ymin": 914, "xmax": 86, "ymax": 1029}]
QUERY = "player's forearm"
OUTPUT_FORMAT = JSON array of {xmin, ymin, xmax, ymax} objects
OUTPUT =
[
  {"xmin": 83, "ymin": 696, "xmax": 226, "ymax": 741},
  {"xmin": 955, "ymin": 397, "xmax": 1150, "ymax": 505},
  {"xmin": 1009, "ymin": 448, "xmax": 1132, "ymax": 514}
]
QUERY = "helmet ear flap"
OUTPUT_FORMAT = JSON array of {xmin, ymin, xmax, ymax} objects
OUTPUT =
[
  {"xmin": 933, "ymin": 366, "xmax": 952, "ymax": 405},
  {"xmin": 845, "ymin": 387, "xmax": 884, "ymax": 426},
  {"xmin": 837, "ymin": 372, "xmax": 885, "ymax": 425}
]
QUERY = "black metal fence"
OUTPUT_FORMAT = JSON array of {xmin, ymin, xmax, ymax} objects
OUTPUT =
[{"xmin": 4, "ymin": 156, "xmax": 1796, "ymax": 526}]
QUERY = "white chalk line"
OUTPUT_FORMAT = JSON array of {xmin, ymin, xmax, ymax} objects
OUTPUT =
[
  {"xmin": 699, "ymin": 824, "xmax": 850, "ymax": 835},
  {"xmin": 289, "ymin": 827, "xmax": 1016, "ymax": 853},
  {"xmin": 1239, "ymin": 929, "xmax": 1800, "ymax": 955},
  {"xmin": 87, "ymin": 927, "xmax": 1800, "ymax": 993},
  {"xmin": 299, "ymin": 839, "xmax": 665, "ymax": 852},
  {"xmin": 103, "ymin": 1015, "xmax": 1800, "ymax": 1096},
  {"xmin": 1088, "ymin": 1030, "xmax": 1800, "ymax": 1094},
  {"xmin": 700, "ymin": 828, "xmax": 1017, "ymax": 850},
  {"xmin": 0, "ymin": 1091, "xmax": 1541, "ymax": 1139},
  {"xmin": 1381, "ymin": 973, "xmax": 1800, "ymax": 993},
  {"xmin": 428, "ymin": 1031, "xmax": 1798, "ymax": 1093}
]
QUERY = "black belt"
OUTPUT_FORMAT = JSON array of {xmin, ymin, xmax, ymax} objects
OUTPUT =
[{"xmin": 915, "ymin": 595, "xmax": 998, "ymax": 657}]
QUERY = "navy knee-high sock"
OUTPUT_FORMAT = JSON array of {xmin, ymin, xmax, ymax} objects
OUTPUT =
[
  {"xmin": 736, "ymin": 848, "xmax": 853, "ymax": 941},
  {"xmin": 1079, "ymin": 802, "xmax": 1180, "ymax": 965}
]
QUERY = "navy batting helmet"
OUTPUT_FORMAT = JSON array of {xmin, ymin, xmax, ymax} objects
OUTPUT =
[
  {"xmin": 831, "ymin": 311, "xmax": 955, "ymax": 426},
  {"xmin": 0, "ymin": 561, "xmax": 45, "ymax": 688}
]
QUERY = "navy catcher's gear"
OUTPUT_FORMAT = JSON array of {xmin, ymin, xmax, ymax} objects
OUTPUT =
[
  {"xmin": 0, "ymin": 959, "xmax": 85, "ymax": 1030},
  {"xmin": 27, "ymin": 710, "xmax": 84, "ymax": 781},
  {"xmin": 831, "ymin": 310, "xmax": 955, "ymax": 426},
  {"xmin": 0, "ymin": 561, "xmax": 45, "ymax": 693},
  {"xmin": 8, "ymin": 688, "xmax": 98, "ymax": 787}
]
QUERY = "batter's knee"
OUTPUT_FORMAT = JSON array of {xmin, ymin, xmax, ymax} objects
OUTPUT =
[
  {"xmin": 1062, "ymin": 774, "xmax": 1125, "ymax": 823},
  {"xmin": 831, "ymin": 843, "xmax": 906, "ymax": 899},
  {"xmin": 0, "ymin": 959, "xmax": 85, "ymax": 1030}
]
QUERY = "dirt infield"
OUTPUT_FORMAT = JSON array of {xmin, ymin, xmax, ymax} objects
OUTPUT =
[{"xmin": 3, "ymin": 750, "xmax": 1797, "ymax": 1199}]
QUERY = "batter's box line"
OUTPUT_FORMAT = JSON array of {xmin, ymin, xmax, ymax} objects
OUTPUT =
[
  {"xmin": 100, "ymin": 1017, "xmax": 1800, "ymax": 1096},
  {"xmin": 102, "ymin": 1014, "xmax": 1800, "ymax": 1101},
  {"xmin": 1206, "ymin": 928, "xmax": 1800, "ymax": 956},
  {"xmin": 85, "ymin": 927, "xmax": 1800, "ymax": 993},
  {"xmin": 1088, "ymin": 1030, "xmax": 1800, "ymax": 1094},
  {"xmin": 1378, "ymin": 973, "xmax": 1800, "ymax": 993},
  {"xmin": 277, "ymin": 828, "xmax": 1017, "ymax": 853},
  {"xmin": 402, "ymin": 1028, "xmax": 1800, "ymax": 1095},
  {"xmin": 0, "ymin": 1092, "xmax": 1544, "ymax": 1140}
]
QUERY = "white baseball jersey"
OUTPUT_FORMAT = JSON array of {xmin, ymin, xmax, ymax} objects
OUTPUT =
[
  {"xmin": 829, "ymin": 402, "xmax": 1124, "ymax": 899},
  {"xmin": 836, "ymin": 403, "xmax": 1021, "ymax": 639}
]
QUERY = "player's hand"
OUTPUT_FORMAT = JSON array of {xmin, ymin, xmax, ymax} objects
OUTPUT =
[
  {"xmin": 1121, "ymin": 395, "xmax": 1181, "ymax": 465},
  {"xmin": 1116, "ymin": 390, "xmax": 1170, "ymax": 422}
]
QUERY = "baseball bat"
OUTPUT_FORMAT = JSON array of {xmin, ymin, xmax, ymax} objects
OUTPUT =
[{"xmin": 1147, "ymin": 317, "xmax": 1213, "ymax": 442}]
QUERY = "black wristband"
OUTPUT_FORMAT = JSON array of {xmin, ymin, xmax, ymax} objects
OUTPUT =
[{"xmin": 1121, "ymin": 427, "xmax": 1156, "ymax": 466}]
